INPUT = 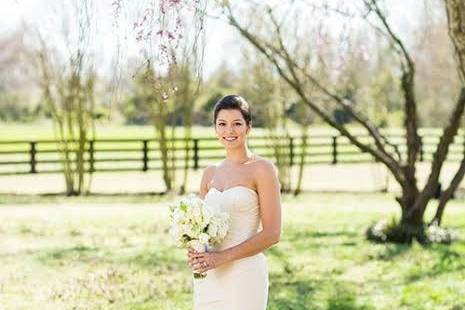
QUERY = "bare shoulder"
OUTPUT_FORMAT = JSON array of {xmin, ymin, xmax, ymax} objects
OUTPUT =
[
  {"xmin": 203, "ymin": 164, "xmax": 217, "ymax": 176},
  {"xmin": 250, "ymin": 156, "xmax": 280, "ymax": 194},
  {"xmin": 201, "ymin": 164, "xmax": 217, "ymax": 183},
  {"xmin": 251, "ymin": 156, "xmax": 278, "ymax": 176},
  {"xmin": 199, "ymin": 164, "xmax": 217, "ymax": 197}
]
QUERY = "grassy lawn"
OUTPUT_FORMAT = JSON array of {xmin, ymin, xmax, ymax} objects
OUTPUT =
[
  {"xmin": 0, "ymin": 121, "xmax": 272, "ymax": 141},
  {"xmin": 0, "ymin": 192, "xmax": 464, "ymax": 309},
  {"xmin": 0, "ymin": 121, "xmax": 451, "ymax": 141}
]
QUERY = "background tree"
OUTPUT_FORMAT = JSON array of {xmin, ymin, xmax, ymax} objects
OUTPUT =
[
  {"xmin": 115, "ymin": 0, "xmax": 206, "ymax": 193},
  {"xmin": 285, "ymin": 100, "xmax": 315, "ymax": 196},
  {"xmin": 430, "ymin": 0, "xmax": 465, "ymax": 226},
  {"xmin": 238, "ymin": 53, "xmax": 294, "ymax": 192},
  {"xmin": 222, "ymin": 0, "xmax": 465, "ymax": 244},
  {"xmin": 35, "ymin": 2, "xmax": 98, "ymax": 196},
  {"xmin": 174, "ymin": 59, "xmax": 202, "ymax": 194},
  {"xmin": 414, "ymin": 4, "xmax": 461, "ymax": 127},
  {"xmin": 194, "ymin": 66, "xmax": 238, "ymax": 126},
  {"xmin": 0, "ymin": 29, "xmax": 41, "ymax": 122}
]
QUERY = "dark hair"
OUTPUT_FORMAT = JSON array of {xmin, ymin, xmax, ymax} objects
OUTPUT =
[{"xmin": 213, "ymin": 95, "xmax": 252, "ymax": 126}]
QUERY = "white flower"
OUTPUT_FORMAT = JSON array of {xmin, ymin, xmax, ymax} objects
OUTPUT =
[
  {"xmin": 199, "ymin": 233, "xmax": 210, "ymax": 245},
  {"xmin": 189, "ymin": 239, "xmax": 206, "ymax": 252},
  {"xmin": 207, "ymin": 222, "xmax": 218, "ymax": 238},
  {"xmin": 168, "ymin": 194, "xmax": 230, "ymax": 250},
  {"xmin": 173, "ymin": 209, "xmax": 185, "ymax": 222}
]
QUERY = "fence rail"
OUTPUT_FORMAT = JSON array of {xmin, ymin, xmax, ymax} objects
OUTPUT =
[{"xmin": 0, "ymin": 133, "xmax": 464, "ymax": 176}]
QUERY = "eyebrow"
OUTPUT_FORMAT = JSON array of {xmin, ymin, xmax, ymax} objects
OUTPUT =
[{"xmin": 217, "ymin": 119, "xmax": 244, "ymax": 122}]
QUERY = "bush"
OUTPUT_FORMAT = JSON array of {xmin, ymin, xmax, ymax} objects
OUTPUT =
[
  {"xmin": 366, "ymin": 217, "xmax": 460, "ymax": 244},
  {"xmin": 426, "ymin": 222, "xmax": 459, "ymax": 244},
  {"xmin": 365, "ymin": 216, "xmax": 398, "ymax": 243}
]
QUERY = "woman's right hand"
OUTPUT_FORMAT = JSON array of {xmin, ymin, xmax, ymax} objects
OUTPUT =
[{"xmin": 187, "ymin": 247, "xmax": 198, "ymax": 269}]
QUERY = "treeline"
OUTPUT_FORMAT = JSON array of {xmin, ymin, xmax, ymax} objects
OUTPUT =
[{"xmin": 0, "ymin": 11, "xmax": 459, "ymax": 129}]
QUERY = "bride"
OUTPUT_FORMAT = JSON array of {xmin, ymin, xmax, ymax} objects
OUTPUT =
[{"xmin": 187, "ymin": 95, "xmax": 282, "ymax": 309}]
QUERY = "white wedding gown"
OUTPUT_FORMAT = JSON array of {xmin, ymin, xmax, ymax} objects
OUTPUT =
[{"xmin": 193, "ymin": 186, "xmax": 269, "ymax": 310}]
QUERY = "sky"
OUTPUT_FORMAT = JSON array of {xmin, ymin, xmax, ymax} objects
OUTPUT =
[
  {"xmin": 0, "ymin": 0, "xmax": 241, "ymax": 79},
  {"xmin": 0, "ymin": 0, "xmax": 436, "ymax": 79}
]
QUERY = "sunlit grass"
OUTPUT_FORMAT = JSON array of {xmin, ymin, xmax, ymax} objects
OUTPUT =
[
  {"xmin": 0, "ymin": 120, "xmax": 450, "ymax": 141},
  {"xmin": 0, "ymin": 192, "xmax": 464, "ymax": 309}
]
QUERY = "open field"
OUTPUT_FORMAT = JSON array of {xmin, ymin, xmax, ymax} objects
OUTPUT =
[
  {"xmin": 0, "ymin": 122, "xmax": 409, "ymax": 140},
  {"xmin": 0, "ymin": 192, "xmax": 464, "ymax": 310},
  {"xmin": 2, "ymin": 121, "xmax": 462, "ymax": 138}
]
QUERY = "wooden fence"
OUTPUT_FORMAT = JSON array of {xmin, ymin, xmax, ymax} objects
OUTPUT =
[{"xmin": 0, "ymin": 133, "xmax": 464, "ymax": 175}]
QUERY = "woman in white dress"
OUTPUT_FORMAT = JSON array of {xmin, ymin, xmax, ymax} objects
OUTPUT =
[{"xmin": 187, "ymin": 95, "xmax": 282, "ymax": 310}]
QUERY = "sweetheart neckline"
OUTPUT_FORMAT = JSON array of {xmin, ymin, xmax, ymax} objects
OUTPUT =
[{"xmin": 207, "ymin": 185, "xmax": 258, "ymax": 196}]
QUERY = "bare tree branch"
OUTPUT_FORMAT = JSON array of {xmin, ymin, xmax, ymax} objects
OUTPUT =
[
  {"xmin": 422, "ymin": 0, "xmax": 465, "ymax": 223},
  {"xmin": 444, "ymin": 0, "xmax": 465, "ymax": 83},
  {"xmin": 225, "ymin": 0, "xmax": 465, "ymax": 242},
  {"xmin": 224, "ymin": 3, "xmax": 406, "ymax": 186},
  {"xmin": 269, "ymin": 7, "xmax": 402, "ymax": 165},
  {"xmin": 430, "ymin": 156, "xmax": 465, "ymax": 225},
  {"xmin": 363, "ymin": 0, "xmax": 414, "ymax": 70},
  {"xmin": 363, "ymin": 0, "xmax": 421, "ymax": 207},
  {"xmin": 409, "ymin": 88, "xmax": 465, "ymax": 215}
]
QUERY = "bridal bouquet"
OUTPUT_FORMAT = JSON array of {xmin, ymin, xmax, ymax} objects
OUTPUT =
[{"xmin": 169, "ymin": 194, "xmax": 230, "ymax": 279}]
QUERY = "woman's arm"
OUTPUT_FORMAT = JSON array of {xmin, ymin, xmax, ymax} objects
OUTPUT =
[{"xmin": 190, "ymin": 159, "xmax": 282, "ymax": 273}]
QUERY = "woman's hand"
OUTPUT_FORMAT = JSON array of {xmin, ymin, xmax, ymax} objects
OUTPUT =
[{"xmin": 187, "ymin": 248, "xmax": 229, "ymax": 274}]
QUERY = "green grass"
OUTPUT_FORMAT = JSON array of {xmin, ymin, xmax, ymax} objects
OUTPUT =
[
  {"xmin": 0, "ymin": 121, "xmax": 263, "ymax": 141},
  {"xmin": 0, "ymin": 193, "xmax": 172, "ymax": 205},
  {"xmin": 0, "ymin": 192, "xmax": 464, "ymax": 309},
  {"xmin": 0, "ymin": 120, "xmax": 452, "ymax": 141}
]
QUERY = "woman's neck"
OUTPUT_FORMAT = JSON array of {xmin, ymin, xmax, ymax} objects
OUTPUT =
[{"xmin": 225, "ymin": 146, "xmax": 253, "ymax": 165}]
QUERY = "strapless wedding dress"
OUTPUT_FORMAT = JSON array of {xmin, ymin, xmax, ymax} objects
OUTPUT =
[{"xmin": 193, "ymin": 186, "xmax": 269, "ymax": 310}]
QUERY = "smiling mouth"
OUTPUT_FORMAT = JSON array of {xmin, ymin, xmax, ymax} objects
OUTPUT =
[{"xmin": 223, "ymin": 137, "xmax": 238, "ymax": 142}]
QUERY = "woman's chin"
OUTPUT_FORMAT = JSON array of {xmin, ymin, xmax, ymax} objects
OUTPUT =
[{"xmin": 221, "ymin": 141, "xmax": 243, "ymax": 149}]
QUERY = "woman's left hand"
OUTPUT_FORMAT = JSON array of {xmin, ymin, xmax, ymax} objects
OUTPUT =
[{"xmin": 188, "ymin": 248, "xmax": 229, "ymax": 274}]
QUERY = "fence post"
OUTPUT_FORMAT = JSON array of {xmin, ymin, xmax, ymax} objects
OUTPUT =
[
  {"xmin": 142, "ymin": 140, "xmax": 149, "ymax": 171},
  {"xmin": 302, "ymin": 134, "xmax": 308, "ymax": 162},
  {"xmin": 332, "ymin": 136, "xmax": 338, "ymax": 164},
  {"xmin": 185, "ymin": 138, "xmax": 190, "ymax": 169},
  {"xmin": 419, "ymin": 136, "xmax": 424, "ymax": 162},
  {"xmin": 89, "ymin": 140, "xmax": 95, "ymax": 172},
  {"xmin": 289, "ymin": 137, "xmax": 294, "ymax": 166},
  {"xmin": 193, "ymin": 138, "xmax": 199, "ymax": 170},
  {"xmin": 30, "ymin": 141, "xmax": 37, "ymax": 173}
]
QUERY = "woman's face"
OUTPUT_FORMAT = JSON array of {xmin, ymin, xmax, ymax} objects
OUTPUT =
[{"xmin": 215, "ymin": 109, "xmax": 250, "ymax": 149}]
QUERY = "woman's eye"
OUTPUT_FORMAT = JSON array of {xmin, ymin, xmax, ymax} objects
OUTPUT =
[
  {"xmin": 234, "ymin": 123, "xmax": 242, "ymax": 126},
  {"xmin": 218, "ymin": 123, "xmax": 225, "ymax": 126}
]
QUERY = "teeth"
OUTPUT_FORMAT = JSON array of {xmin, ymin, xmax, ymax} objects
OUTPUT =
[{"xmin": 224, "ymin": 137, "xmax": 237, "ymax": 141}]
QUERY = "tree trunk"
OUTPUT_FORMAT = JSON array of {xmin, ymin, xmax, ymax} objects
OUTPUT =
[
  {"xmin": 293, "ymin": 129, "xmax": 308, "ymax": 196},
  {"xmin": 430, "ymin": 157, "xmax": 465, "ymax": 226},
  {"xmin": 444, "ymin": 0, "xmax": 465, "ymax": 83},
  {"xmin": 390, "ymin": 183, "xmax": 428, "ymax": 244},
  {"xmin": 398, "ymin": 206, "xmax": 427, "ymax": 244},
  {"xmin": 155, "ymin": 117, "xmax": 173, "ymax": 192}
]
